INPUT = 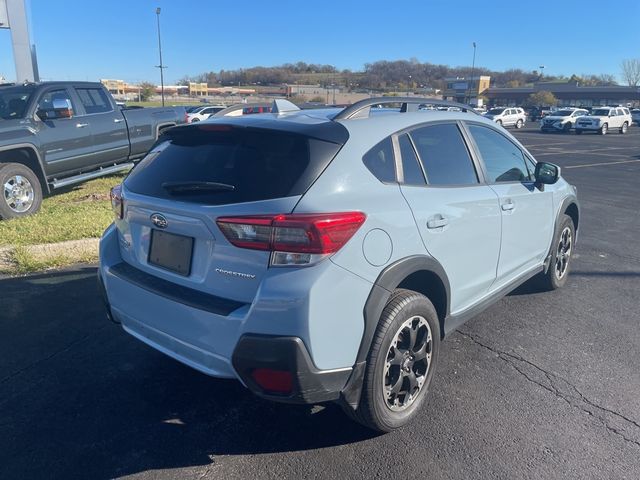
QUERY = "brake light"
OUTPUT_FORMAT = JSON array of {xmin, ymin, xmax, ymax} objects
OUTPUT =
[
  {"xmin": 216, "ymin": 212, "xmax": 366, "ymax": 266},
  {"xmin": 110, "ymin": 184, "xmax": 124, "ymax": 220}
]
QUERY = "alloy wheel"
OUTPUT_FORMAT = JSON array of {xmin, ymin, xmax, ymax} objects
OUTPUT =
[
  {"xmin": 3, "ymin": 174, "xmax": 34, "ymax": 213},
  {"xmin": 555, "ymin": 226, "xmax": 572, "ymax": 279},
  {"xmin": 383, "ymin": 315, "xmax": 432, "ymax": 411}
]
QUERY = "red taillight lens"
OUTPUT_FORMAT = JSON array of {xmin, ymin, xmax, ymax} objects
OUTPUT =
[
  {"xmin": 110, "ymin": 184, "xmax": 123, "ymax": 220},
  {"xmin": 251, "ymin": 368, "xmax": 293, "ymax": 394},
  {"xmin": 216, "ymin": 212, "xmax": 366, "ymax": 255}
]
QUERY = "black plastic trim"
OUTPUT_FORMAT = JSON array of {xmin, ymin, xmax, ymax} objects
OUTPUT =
[
  {"xmin": 96, "ymin": 270, "xmax": 117, "ymax": 324},
  {"xmin": 232, "ymin": 334, "xmax": 352, "ymax": 404},
  {"xmin": 109, "ymin": 262, "xmax": 247, "ymax": 316}
]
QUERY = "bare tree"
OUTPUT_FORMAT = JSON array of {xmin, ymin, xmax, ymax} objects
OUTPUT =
[{"xmin": 621, "ymin": 59, "xmax": 640, "ymax": 86}]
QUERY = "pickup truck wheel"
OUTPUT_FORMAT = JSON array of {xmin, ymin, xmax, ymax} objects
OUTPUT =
[
  {"xmin": 620, "ymin": 122, "xmax": 628, "ymax": 134},
  {"xmin": 346, "ymin": 289, "xmax": 440, "ymax": 432},
  {"xmin": 538, "ymin": 214, "xmax": 575, "ymax": 291},
  {"xmin": 599, "ymin": 123, "xmax": 608, "ymax": 135},
  {"xmin": 0, "ymin": 163, "xmax": 43, "ymax": 220}
]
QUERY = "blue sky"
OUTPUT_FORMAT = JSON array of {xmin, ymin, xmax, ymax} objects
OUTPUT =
[{"xmin": 0, "ymin": 0, "xmax": 638, "ymax": 84}]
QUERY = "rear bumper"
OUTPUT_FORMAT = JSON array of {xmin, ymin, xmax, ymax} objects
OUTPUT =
[{"xmin": 232, "ymin": 334, "xmax": 352, "ymax": 404}]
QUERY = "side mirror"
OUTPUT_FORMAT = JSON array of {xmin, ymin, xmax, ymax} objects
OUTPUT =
[
  {"xmin": 52, "ymin": 98, "xmax": 73, "ymax": 119},
  {"xmin": 534, "ymin": 162, "xmax": 560, "ymax": 189}
]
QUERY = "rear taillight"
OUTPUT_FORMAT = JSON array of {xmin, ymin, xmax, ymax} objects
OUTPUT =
[
  {"xmin": 216, "ymin": 212, "xmax": 366, "ymax": 266},
  {"xmin": 110, "ymin": 184, "xmax": 124, "ymax": 220}
]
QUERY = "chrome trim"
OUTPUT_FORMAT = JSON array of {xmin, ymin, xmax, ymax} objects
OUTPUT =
[{"xmin": 51, "ymin": 162, "xmax": 133, "ymax": 189}]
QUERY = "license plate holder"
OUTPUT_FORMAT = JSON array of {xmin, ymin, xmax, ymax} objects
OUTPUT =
[{"xmin": 148, "ymin": 230, "xmax": 194, "ymax": 276}]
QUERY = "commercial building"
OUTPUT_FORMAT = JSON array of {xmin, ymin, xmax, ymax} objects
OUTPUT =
[
  {"xmin": 485, "ymin": 82, "xmax": 640, "ymax": 107},
  {"xmin": 443, "ymin": 76, "xmax": 491, "ymax": 104}
]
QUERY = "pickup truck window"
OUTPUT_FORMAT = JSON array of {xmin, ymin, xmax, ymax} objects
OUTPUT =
[
  {"xmin": 36, "ymin": 89, "xmax": 75, "ymax": 119},
  {"xmin": 0, "ymin": 86, "xmax": 34, "ymax": 119},
  {"xmin": 76, "ymin": 88, "xmax": 113, "ymax": 114}
]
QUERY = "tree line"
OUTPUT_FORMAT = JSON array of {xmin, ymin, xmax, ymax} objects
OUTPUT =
[{"xmin": 177, "ymin": 59, "xmax": 621, "ymax": 91}]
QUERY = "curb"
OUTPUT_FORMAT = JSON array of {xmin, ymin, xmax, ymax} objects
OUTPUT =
[{"xmin": 0, "ymin": 238, "xmax": 100, "ymax": 274}]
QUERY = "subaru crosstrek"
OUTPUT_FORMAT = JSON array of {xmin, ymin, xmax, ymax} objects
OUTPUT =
[{"xmin": 98, "ymin": 97, "xmax": 579, "ymax": 432}]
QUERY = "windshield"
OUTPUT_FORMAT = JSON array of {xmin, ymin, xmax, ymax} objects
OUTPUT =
[
  {"xmin": 591, "ymin": 109, "xmax": 610, "ymax": 116},
  {"xmin": 0, "ymin": 86, "xmax": 35, "ymax": 120},
  {"xmin": 487, "ymin": 108, "xmax": 505, "ymax": 115}
]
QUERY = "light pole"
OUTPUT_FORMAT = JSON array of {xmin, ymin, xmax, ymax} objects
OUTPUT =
[
  {"xmin": 467, "ymin": 42, "xmax": 477, "ymax": 104},
  {"xmin": 155, "ymin": 7, "xmax": 166, "ymax": 106},
  {"xmin": 539, "ymin": 65, "xmax": 545, "ymax": 82}
]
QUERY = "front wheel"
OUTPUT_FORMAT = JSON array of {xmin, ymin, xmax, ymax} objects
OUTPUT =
[
  {"xmin": 538, "ymin": 214, "xmax": 575, "ymax": 290},
  {"xmin": 575, "ymin": 129, "xmax": 583, "ymax": 135},
  {"xmin": 599, "ymin": 123, "xmax": 608, "ymax": 135},
  {"xmin": 346, "ymin": 289, "xmax": 440, "ymax": 432},
  {"xmin": 0, "ymin": 162, "xmax": 43, "ymax": 220},
  {"xmin": 563, "ymin": 122, "xmax": 572, "ymax": 133},
  {"xmin": 620, "ymin": 122, "xmax": 628, "ymax": 134}
]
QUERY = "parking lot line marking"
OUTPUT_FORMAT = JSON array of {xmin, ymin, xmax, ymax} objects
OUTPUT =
[{"xmin": 564, "ymin": 159, "xmax": 640, "ymax": 169}]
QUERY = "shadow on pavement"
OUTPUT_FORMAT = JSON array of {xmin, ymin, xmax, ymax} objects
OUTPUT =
[{"xmin": 0, "ymin": 267, "xmax": 378, "ymax": 480}]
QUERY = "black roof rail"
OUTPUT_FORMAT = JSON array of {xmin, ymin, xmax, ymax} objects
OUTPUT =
[{"xmin": 332, "ymin": 97, "xmax": 479, "ymax": 120}]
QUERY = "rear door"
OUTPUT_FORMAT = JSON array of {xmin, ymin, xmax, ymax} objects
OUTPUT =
[
  {"xmin": 398, "ymin": 122, "xmax": 501, "ymax": 313},
  {"xmin": 73, "ymin": 86, "xmax": 129, "ymax": 167},
  {"xmin": 33, "ymin": 87, "xmax": 96, "ymax": 177},
  {"xmin": 465, "ymin": 123, "xmax": 554, "ymax": 286}
]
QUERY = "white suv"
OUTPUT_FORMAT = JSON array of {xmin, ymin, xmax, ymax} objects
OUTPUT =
[
  {"xmin": 575, "ymin": 107, "xmax": 632, "ymax": 135},
  {"xmin": 540, "ymin": 108, "xmax": 589, "ymax": 133},
  {"xmin": 484, "ymin": 107, "xmax": 526, "ymax": 129}
]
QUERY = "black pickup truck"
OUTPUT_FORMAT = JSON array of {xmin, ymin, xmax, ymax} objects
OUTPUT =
[{"xmin": 0, "ymin": 81, "xmax": 187, "ymax": 219}]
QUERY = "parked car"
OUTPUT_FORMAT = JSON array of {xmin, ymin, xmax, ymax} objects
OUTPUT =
[
  {"xmin": 574, "ymin": 106, "xmax": 632, "ymax": 135},
  {"xmin": 99, "ymin": 97, "xmax": 579, "ymax": 432},
  {"xmin": 540, "ymin": 108, "xmax": 589, "ymax": 133},
  {"xmin": 484, "ymin": 107, "xmax": 526, "ymax": 128},
  {"xmin": 631, "ymin": 108, "xmax": 640, "ymax": 125},
  {"xmin": 528, "ymin": 106, "xmax": 556, "ymax": 121},
  {"xmin": 186, "ymin": 105, "xmax": 226, "ymax": 123},
  {"xmin": 0, "ymin": 81, "xmax": 187, "ymax": 219}
]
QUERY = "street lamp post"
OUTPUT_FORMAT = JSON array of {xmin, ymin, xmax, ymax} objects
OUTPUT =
[
  {"xmin": 539, "ymin": 65, "xmax": 545, "ymax": 81},
  {"xmin": 155, "ymin": 7, "xmax": 166, "ymax": 107},
  {"xmin": 467, "ymin": 42, "xmax": 477, "ymax": 105}
]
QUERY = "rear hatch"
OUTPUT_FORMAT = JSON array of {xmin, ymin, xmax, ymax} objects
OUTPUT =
[{"xmin": 117, "ymin": 120, "xmax": 347, "ymax": 305}]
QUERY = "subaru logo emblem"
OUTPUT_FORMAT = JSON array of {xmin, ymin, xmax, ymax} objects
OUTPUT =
[{"xmin": 150, "ymin": 213, "xmax": 168, "ymax": 229}]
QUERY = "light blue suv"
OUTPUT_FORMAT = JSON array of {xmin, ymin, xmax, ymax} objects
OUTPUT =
[{"xmin": 98, "ymin": 98, "xmax": 579, "ymax": 432}]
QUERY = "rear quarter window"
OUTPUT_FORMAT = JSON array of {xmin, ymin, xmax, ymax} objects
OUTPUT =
[{"xmin": 362, "ymin": 137, "xmax": 396, "ymax": 183}]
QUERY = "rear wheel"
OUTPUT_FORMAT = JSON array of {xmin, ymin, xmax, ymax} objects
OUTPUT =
[
  {"xmin": 0, "ymin": 162, "xmax": 43, "ymax": 220},
  {"xmin": 496, "ymin": 119, "xmax": 503, "ymax": 126},
  {"xmin": 191, "ymin": 117, "xmax": 200, "ymax": 123},
  {"xmin": 620, "ymin": 122, "xmax": 628, "ymax": 134},
  {"xmin": 563, "ymin": 122, "xmax": 572, "ymax": 133},
  {"xmin": 346, "ymin": 289, "xmax": 440, "ymax": 432},
  {"xmin": 515, "ymin": 119, "xmax": 524, "ymax": 129},
  {"xmin": 599, "ymin": 123, "xmax": 608, "ymax": 135}
]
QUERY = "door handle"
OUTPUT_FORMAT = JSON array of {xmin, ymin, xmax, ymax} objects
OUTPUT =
[
  {"xmin": 114, "ymin": 118, "xmax": 124, "ymax": 123},
  {"xmin": 75, "ymin": 123, "xmax": 89, "ymax": 128},
  {"xmin": 427, "ymin": 216, "xmax": 449, "ymax": 229},
  {"xmin": 501, "ymin": 200, "xmax": 515, "ymax": 211}
]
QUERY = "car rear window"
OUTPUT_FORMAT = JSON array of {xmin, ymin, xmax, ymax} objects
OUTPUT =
[{"xmin": 125, "ymin": 125, "xmax": 343, "ymax": 205}]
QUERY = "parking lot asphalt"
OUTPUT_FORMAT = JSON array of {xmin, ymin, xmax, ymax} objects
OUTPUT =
[{"xmin": 1, "ymin": 125, "xmax": 639, "ymax": 480}]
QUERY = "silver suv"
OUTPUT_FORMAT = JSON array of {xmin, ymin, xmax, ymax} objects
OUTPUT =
[
  {"xmin": 99, "ymin": 98, "xmax": 579, "ymax": 432},
  {"xmin": 484, "ymin": 107, "xmax": 527, "ymax": 128}
]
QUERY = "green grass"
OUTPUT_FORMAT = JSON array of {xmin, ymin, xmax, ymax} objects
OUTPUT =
[
  {"xmin": 6, "ymin": 245, "xmax": 98, "ymax": 275},
  {"xmin": 0, "ymin": 173, "xmax": 125, "ymax": 247}
]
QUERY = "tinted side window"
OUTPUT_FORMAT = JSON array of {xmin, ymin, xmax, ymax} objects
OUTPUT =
[
  {"xmin": 409, "ymin": 123, "xmax": 478, "ymax": 185},
  {"xmin": 468, "ymin": 125, "xmax": 532, "ymax": 182},
  {"xmin": 76, "ymin": 88, "xmax": 113, "ymax": 114},
  {"xmin": 398, "ymin": 134, "xmax": 426, "ymax": 186},
  {"xmin": 363, "ymin": 137, "xmax": 396, "ymax": 183},
  {"xmin": 36, "ymin": 89, "xmax": 75, "ymax": 118}
]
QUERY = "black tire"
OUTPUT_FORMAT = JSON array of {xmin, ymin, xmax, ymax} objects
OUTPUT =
[
  {"xmin": 599, "ymin": 123, "xmax": 608, "ymax": 135},
  {"xmin": 619, "ymin": 122, "xmax": 628, "ymax": 134},
  {"xmin": 563, "ymin": 122, "xmax": 572, "ymax": 133},
  {"xmin": 0, "ymin": 162, "xmax": 43, "ymax": 220},
  {"xmin": 190, "ymin": 117, "xmax": 200, "ymax": 123},
  {"xmin": 345, "ymin": 289, "xmax": 440, "ymax": 432},
  {"xmin": 515, "ymin": 119, "xmax": 523, "ymax": 129},
  {"xmin": 575, "ymin": 129, "xmax": 583, "ymax": 135},
  {"xmin": 496, "ymin": 119, "xmax": 503, "ymax": 126},
  {"xmin": 537, "ymin": 214, "xmax": 575, "ymax": 291}
]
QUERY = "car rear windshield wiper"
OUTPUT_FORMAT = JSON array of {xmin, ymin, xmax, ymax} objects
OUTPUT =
[{"xmin": 161, "ymin": 181, "xmax": 235, "ymax": 194}]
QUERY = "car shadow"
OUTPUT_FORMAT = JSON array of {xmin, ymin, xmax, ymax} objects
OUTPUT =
[{"xmin": 0, "ymin": 267, "xmax": 379, "ymax": 480}]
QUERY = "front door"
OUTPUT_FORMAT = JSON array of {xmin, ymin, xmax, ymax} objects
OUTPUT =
[
  {"xmin": 466, "ymin": 123, "xmax": 554, "ymax": 286},
  {"xmin": 33, "ymin": 87, "xmax": 96, "ymax": 177},
  {"xmin": 397, "ymin": 123, "xmax": 502, "ymax": 313}
]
